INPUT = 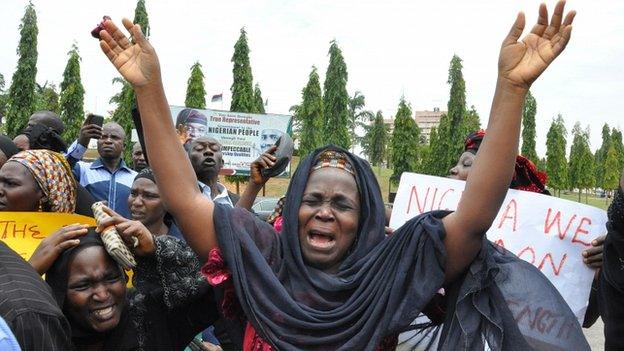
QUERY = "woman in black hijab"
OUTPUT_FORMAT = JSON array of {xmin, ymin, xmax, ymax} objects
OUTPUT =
[{"xmin": 97, "ymin": 2, "xmax": 585, "ymax": 349}]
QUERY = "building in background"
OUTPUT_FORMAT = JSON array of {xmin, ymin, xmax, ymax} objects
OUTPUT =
[
  {"xmin": 414, "ymin": 107, "xmax": 445, "ymax": 143},
  {"xmin": 384, "ymin": 107, "xmax": 446, "ymax": 144}
]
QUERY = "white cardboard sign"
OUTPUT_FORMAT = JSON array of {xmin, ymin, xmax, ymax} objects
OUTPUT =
[{"xmin": 390, "ymin": 172, "xmax": 607, "ymax": 322}]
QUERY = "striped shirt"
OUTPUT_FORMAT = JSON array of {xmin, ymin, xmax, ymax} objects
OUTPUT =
[{"xmin": 0, "ymin": 242, "xmax": 71, "ymax": 350}]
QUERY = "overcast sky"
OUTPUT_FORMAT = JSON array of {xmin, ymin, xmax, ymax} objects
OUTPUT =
[{"xmin": 1, "ymin": 0, "xmax": 622, "ymax": 157}]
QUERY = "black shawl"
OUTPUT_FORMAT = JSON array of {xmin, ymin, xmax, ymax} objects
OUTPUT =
[{"xmin": 213, "ymin": 145, "xmax": 589, "ymax": 350}]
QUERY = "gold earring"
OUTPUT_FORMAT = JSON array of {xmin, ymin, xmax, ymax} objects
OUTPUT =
[{"xmin": 38, "ymin": 197, "xmax": 48, "ymax": 212}]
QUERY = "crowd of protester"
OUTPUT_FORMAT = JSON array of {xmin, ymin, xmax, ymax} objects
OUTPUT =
[{"xmin": 1, "ymin": 1, "xmax": 623, "ymax": 350}]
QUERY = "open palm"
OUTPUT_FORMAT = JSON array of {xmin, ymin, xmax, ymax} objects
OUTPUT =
[
  {"xmin": 99, "ymin": 18, "xmax": 160, "ymax": 87},
  {"xmin": 499, "ymin": 1, "xmax": 575, "ymax": 89}
]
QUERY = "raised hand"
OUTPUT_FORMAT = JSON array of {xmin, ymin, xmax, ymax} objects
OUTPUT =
[
  {"xmin": 78, "ymin": 119, "xmax": 103, "ymax": 147},
  {"xmin": 249, "ymin": 145, "xmax": 278, "ymax": 186},
  {"xmin": 29, "ymin": 224, "xmax": 89, "ymax": 275},
  {"xmin": 99, "ymin": 18, "xmax": 160, "ymax": 88},
  {"xmin": 499, "ymin": 0, "xmax": 575, "ymax": 90},
  {"xmin": 96, "ymin": 206, "xmax": 156, "ymax": 257}
]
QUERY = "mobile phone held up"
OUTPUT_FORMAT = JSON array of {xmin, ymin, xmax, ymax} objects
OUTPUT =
[{"xmin": 86, "ymin": 114, "xmax": 104, "ymax": 128}]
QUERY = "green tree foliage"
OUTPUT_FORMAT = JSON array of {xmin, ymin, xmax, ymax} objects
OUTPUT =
[
  {"xmin": 422, "ymin": 55, "xmax": 471, "ymax": 176},
  {"xmin": 417, "ymin": 144, "xmax": 430, "ymax": 173},
  {"xmin": 362, "ymin": 111, "xmax": 388, "ymax": 167},
  {"xmin": 464, "ymin": 105, "xmax": 481, "ymax": 135},
  {"xmin": 0, "ymin": 74, "xmax": 9, "ymax": 120},
  {"xmin": 347, "ymin": 91, "xmax": 373, "ymax": 152},
  {"xmin": 295, "ymin": 67, "xmax": 323, "ymax": 159},
  {"xmin": 604, "ymin": 145, "xmax": 620, "ymax": 192},
  {"xmin": 133, "ymin": 0, "xmax": 150, "ymax": 37},
  {"xmin": 59, "ymin": 44, "xmax": 85, "ymax": 142},
  {"xmin": 595, "ymin": 124, "xmax": 612, "ymax": 189},
  {"xmin": 611, "ymin": 128, "xmax": 624, "ymax": 170},
  {"xmin": 419, "ymin": 127, "xmax": 438, "ymax": 174},
  {"xmin": 110, "ymin": 1, "xmax": 151, "ymax": 162},
  {"xmin": 390, "ymin": 98, "xmax": 420, "ymax": 183},
  {"xmin": 521, "ymin": 90, "xmax": 538, "ymax": 163},
  {"xmin": 6, "ymin": 2, "xmax": 38, "ymax": 136},
  {"xmin": 568, "ymin": 123, "xmax": 595, "ymax": 201},
  {"xmin": 253, "ymin": 83, "xmax": 265, "ymax": 114},
  {"xmin": 322, "ymin": 40, "xmax": 350, "ymax": 149},
  {"xmin": 228, "ymin": 28, "xmax": 258, "ymax": 190},
  {"xmin": 185, "ymin": 62, "xmax": 206, "ymax": 109},
  {"xmin": 34, "ymin": 82, "xmax": 60, "ymax": 114},
  {"xmin": 546, "ymin": 115, "xmax": 568, "ymax": 195},
  {"xmin": 230, "ymin": 28, "xmax": 255, "ymax": 113},
  {"xmin": 537, "ymin": 157, "xmax": 547, "ymax": 172}
]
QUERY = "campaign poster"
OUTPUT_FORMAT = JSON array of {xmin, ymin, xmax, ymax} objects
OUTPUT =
[{"xmin": 170, "ymin": 106, "xmax": 292, "ymax": 176}]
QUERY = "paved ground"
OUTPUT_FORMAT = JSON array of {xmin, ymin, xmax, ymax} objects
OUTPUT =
[
  {"xmin": 584, "ymin": 318, "xmax": 604, "ymax": 350},
  {"xmin": 397, "ymin": 318, "xmax": 605, "ymax": 350}
]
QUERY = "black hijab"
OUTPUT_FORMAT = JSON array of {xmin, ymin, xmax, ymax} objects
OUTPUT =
[
  {"xmin": 45, "ymin": 229, "xmax": 136, "ymax": 349},
  {"xmin": 133, "ymin": 168, "xmax": 175, "ymax": 229},
  {"xmin": 213, "ymin": 145, "xmax": 589, "ymax": 350},
  {"xmin": 214, "ymin": 145, "xmax": 448, "ymax": 350}
]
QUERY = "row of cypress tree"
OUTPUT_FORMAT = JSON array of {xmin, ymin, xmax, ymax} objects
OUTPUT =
[
  {"xmin": 3, "ymin": 2, "xmax": 85, "ymax": 144},
  {"xmin": 2, "ymin": 1, "xmax": 619, "ymax": 197},
  {"xmin": 548, "ymin": 118, "xmax": 624, "ymax": 199}
]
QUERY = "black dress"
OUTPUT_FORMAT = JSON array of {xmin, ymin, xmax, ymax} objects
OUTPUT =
[
  {"xmin": 125, "ymin": 235, "xmax": 219, "ymax": 351},
  {"xmin": 600, "ymin": 187, "xmax": 624, "ymax": 350}
]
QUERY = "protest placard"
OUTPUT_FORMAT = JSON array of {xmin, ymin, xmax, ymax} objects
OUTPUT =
[
  {"xmin": 170, "ymin": 106, "xmax": 292, "ymax": 176},
  {"xmin": 390, "ymin": 173, "xmax": 607, "ymax": 322},
  {"xmin": 0, "ymin": 212, "xmax": 95, "ymax": 260}
]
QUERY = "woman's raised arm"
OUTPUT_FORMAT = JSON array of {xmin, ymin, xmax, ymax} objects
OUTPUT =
[
  {"xmin": 99, "ymin": 19, "xmax": 216, "ymax": 260},
  {"xmin": 442, "ymin": 1, "xmax": 575, "ymax": 282}
]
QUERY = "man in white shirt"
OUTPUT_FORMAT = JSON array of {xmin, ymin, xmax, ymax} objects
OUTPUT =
[{"xmin": 187, "ymin": 136, "xmax": 238, "ymax": 207}]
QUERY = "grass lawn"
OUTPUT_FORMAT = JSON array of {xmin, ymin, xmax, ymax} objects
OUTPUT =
[
  {"xmin": 556, "ymin": 191, "xmax": 610, "ymax": 211},
  {"xmin": 223, "ymin": 160, "xmax": 610, "ymax": 211}
]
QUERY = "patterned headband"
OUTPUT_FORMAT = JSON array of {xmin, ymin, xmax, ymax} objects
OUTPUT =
[{"xmin": 311, "ymin": 150, "xmax": 356, "ymax": 176}]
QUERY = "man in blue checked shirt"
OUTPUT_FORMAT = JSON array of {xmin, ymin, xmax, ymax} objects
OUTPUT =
[{"xmin": 67, "ymin": 122, "xmax": 137, "ymax": 218}]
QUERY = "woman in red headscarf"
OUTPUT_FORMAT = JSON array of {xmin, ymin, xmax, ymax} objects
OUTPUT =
[{"xmin": 450, "ymin": 130, "xmax": 550, "ymax": 194}]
